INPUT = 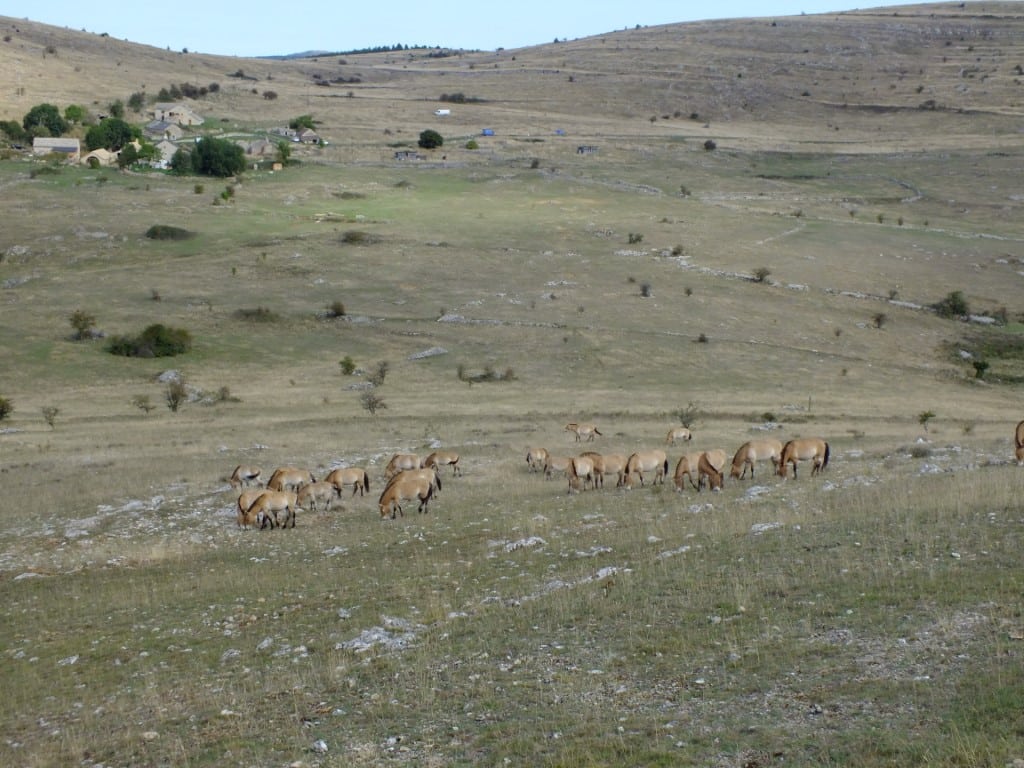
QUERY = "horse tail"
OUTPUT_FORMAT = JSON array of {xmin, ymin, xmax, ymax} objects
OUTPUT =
[
  {"xmin": 435, "ymin": 472, "xmax": 442, "ymax": 493},
  {"xmin": 594, "ymin": 428, "xmax": 603, "ymax": 436},
  {"xmin": 662, "ymin": 457, "xmax": 669, "ymax": 476},
  {"xmin": 822, "ymin": 442, "xmax": 831, "ymax": 470},
  {"xmin": 362, "ymin": 471, "xmax": 370, "ymax": 493}
]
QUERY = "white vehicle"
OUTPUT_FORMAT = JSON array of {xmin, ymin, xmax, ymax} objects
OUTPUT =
[{"xmin": 434, "ymin": 108, "xmax": 451, "ymax": 116}]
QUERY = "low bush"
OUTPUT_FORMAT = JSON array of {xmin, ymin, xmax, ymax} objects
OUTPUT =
[
  {"xmin": 0, "ymin": 396, "xmax": 12, "ymax": 421},
  {"xmin": 233, "ymin": 307, "xmax": 279, "ymax": 322},
  {"xmin": 107, "ymin": 324, "xmax": 192, "ymax": 358},
  {"xmin": 145, "ymin": 224, "xmax": 195, "ymax": 241}
]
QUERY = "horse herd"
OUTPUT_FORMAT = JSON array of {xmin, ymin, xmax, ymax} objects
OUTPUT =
[
  {"xmin": 528, "ymin": 426, "xmax": 831, "ymax": 495},
  {"xmin": 230, "ymin": 449, "xmax": 461, "ymax": 528},
  {"xmin": 229, "ymin": 420, "xmax": 1024, "ymax": 528}
]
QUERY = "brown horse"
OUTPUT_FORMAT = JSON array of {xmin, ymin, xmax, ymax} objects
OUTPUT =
[
  {"xmin": 422, "ymin": 450, "xmax": 461, "ymax": 476},
  {"xmin": 565, "ymin": 423, "xmax": 602, "ymax": 442},
  {"xmin": 543, "ymin": 454, "xmax": 572, "ymax": 479},
  {"xmin": 324, "ymin": 467, "xmax": 370, "ymax": 497},
  {"xmin": 567, "ymin": 454, "xmax": 597, "ymax": 493},
  {"xmin": 297, "ymin": 481, "xmax": 340, "ymax": 513},
  {"xmin": 384, "ymin": 453, "xmax": 420, "ymax": 481},
  {"xmin": 526, "ymin": 447, "xmax": 549, "ymax": 473},
  {"xmin": 665, "ymin": 427, "xmax": 693, "ymax": 445},
  {"xmin": 581, "ymin": 451, "xmax": 628, "ymax": 488},
  {"xmin": 729, "ymin": 438, "xmax": 783, "ymax": 480},
  {"xmin": 245, "ymin": 490, "xmax": 298, "ymax": 529},
  {"xmin": 697, "ymin": 449, "xmax": 728, "ymax": 491},
  {"xmin": 266, "ymin": 466, "xmax": 315, "ymax": 493},
  {"xmin": 673, "ymin": 452, "xmax": 704, "ymax": 491},
  {"xmin": 236, "ymin": 489, "xmax": 267, "ymax": 529},
  {"xmin": 778, "ymin": 438, "xmax": 830, "ymax": 479},
  {"xmin": 378, "ymin": 470, "xmax": 436, "ymax": 519},
  {"xmin": 229, "ymin": 464, "xmax": 263, "ymax": 489},
  {"xmin": 624, "ymin": 449, "xmax": 669, "ymax": 486},
  {"xmin": 1016, "ymin": 420, "xmax": 1024, "ymax": 466}
]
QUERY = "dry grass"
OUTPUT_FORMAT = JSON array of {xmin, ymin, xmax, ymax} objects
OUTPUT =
[{"xmin": 1, "ymin": 5, "xmax": 1024, "ymax": 766}]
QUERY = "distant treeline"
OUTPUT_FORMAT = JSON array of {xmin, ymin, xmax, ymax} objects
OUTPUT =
[{"xmin": 267, "ymin": 44, "xmax": 473, "ymax": 61}]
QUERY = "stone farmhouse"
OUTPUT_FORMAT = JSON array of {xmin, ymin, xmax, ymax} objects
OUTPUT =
[{"xmin": 149, "ymin": 103, "xmax": 204, "ymax": 127}]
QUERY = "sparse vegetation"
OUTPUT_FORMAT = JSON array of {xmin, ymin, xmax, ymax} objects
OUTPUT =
[
  {"xmin": 131, "ymin": 394, "xmax": 155, "ymax": 414},
  {"xmin": 165, "ymin": 377, "xmax": 188, "ymax": 412},
  {"xmin": 360, "ymin": 390, "xmax": 386, "ymax": 414},
  {"xmin": 233, "ymin": 307, "xmax": 279, "ymax": 322},
  {"xmin": 368, "ymin": 360, "xmax": 389, "ymax": 387},
  {"xmin": 40, "ymin": 405, "xmax": 59, "ymax": 428}
]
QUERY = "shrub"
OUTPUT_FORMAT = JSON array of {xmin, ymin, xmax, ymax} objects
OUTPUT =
[
  {"xmin": 165, "ymin": 378, "xmax": 188, "ymax": 412},
  {"xmin": 369, "ymin": 360, "xmax": 389, "ymax": 387},
  {"xmin": 673, "ymin": 401, "xmax": 700, "ymax": 429},
  {"xmin": 752, "ymin": 266, "xmax": 772, "ymax": 283},
  {"xmin": 107, "ymin": 324, "xmax": 192, "ymax": 358},
  {"xmin": 69, "ymin": 309, "xmax": 97, "ymax": 340},
  {"xmin": 873, "ymin": 312, "xmax": 888, "ymax": 329},
  {"xmin": 0, "ymin": 396, "xmax": 13, "ymax": 421},
  {"xmin": 325, "ymin": 300, "xmax": 346, "ymax": 318},
  {"xmin": 640, "ymin": 283, "xmax": 652, "ymax": 298},
  {"xmin": 418, "ymin": 129, "xmax": 443, "ymax": 149},
  {"xmin": 341, "ymin": 230, "xmax": 378, "ymax": 245},
  {"xmin": 918, "ymin": 410, "xmax": 936, "ymax": 432},
  {"xmin": 339, "ymin": 356, "xmax": 356, "ymax": 375},
  {"xmin": 145, "ymin": 224, "xmax": 195, "ymax": 241},
  {"xmin": 131, "ymin": 394, "xmax": 155, "ymax": 414},
  {"xmin": 703, "ymin": 139, "xmax": 717, "ymax": 151},
  {"xmin": 628, "ymin": 233, "xmax": 644, "ymax": 244},
  {"xmin": 932, "ymin": 290, "xmax": 970, "ymax": 319},
  {"xmin": 972, "ymin": 360, "xmax": 989, "ymax": 379},
  {"xmin": 360, "ymin": 391, "xmax": 386, "ymax": 415},
  {"xmin": 233, "ymin": 307, "xmax": 279, "ymax": 323},
  {"xmin": 465, "ymin": 139, "xmax": 479, "ymax": 150},
  {"xmin": 41, "ymin": 405, "xmax": 59, "ymax": 429}
]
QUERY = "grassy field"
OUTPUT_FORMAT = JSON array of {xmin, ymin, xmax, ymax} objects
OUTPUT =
[{"xmin": 2, "ymin": 5, "xmax": 1024, "ymax": 766}]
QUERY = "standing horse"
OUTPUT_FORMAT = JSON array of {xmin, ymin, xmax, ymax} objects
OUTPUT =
[
  {"xmin": 422, "ymin": 450, "xmax": 461, "ymax": 476},
  {"xmin": 543, "ymin": 454, "xmax": 572, "ymax": 479},
  {"xmin": 229, "ymin": 464, "xmax": 263, "ymax": 489},
  {"xmin": 266, "ymin": 466, "xmax": 315, "ymax": 493},
  {"xmin": 673, "ymin": 452, "xmax": 704, "ymax": 491},
  {"xmin": 665, "ymin": 427, "xmax": 693, "ymax": 445},
  {"xmin": 697, "ymin": 449, "xmax": 728, "ymax": 491},
  {"xmin": 526, "ymin": 447, "xmax": 549, "ymax": 473},
  {"xmin": 1016, "ymin": 420, "xmax": 1024, "ymax": 466},
  {"xmin": 778, "ymin": 438, "xmax": 830, "ymax": 479},
  {"xmin": 378, "ymin": 470, "xmax": 436, "ymax": 519},
  {"xmin": 581, "ymin": 451, "xmax": 628, "ymax": 488},
  {"xmin": 325, "ymin": 467, "xmax": 371, "ymax": 497},
  {"xmin": 567, "ymin": 454, "xmax": 597, "ymax": 493},
  {"xmin": 624, "ymin": 449, "xmax": 669, "ymax": 486},
  {"xmin": 297, "ymin": 481, "xmax": 340, "ymax": 513},
  {"xmin": 384, "ymin": 453, "xmax": 420, "ymax": 481},
  {"xmin": 729, "ymin": 439, "xmax": 783, "ymax": 480},
  {"xmin": 565, "ymin": 423, "xmax": 602, "ymax": 442}
]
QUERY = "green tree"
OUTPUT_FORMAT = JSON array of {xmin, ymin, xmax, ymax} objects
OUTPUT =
[
  {"xmin": 276, "ymin": 140, "xmax": 292, "ymax": 166},
  {"xmin": 23, "ymin": 103, "xmax": 68, "ymax": 137},
  {"xmin": 0, "ymin": 120, "xmax": 26, "ymax": 143},
  {"xmin": 192, "ymin": 136, "xmax": 246, "ymax": 177},
  {"xmin": 418, "ymin": 129, "xmax": 443, "ymax": 149},
  {"xmin": 69, "ymin": 309, "xmax": 96, "ymax": 340},
  {"xmin": 127, "ymin": 91, "xmax": 146, "ymax": 112},
  {"xmin": 169, "ymin": 147, "xmax": 193, "ymax": 174},
  {"xmin": 117, "ymin": 142, "xmax": 139, "ymax": 168},
  {"xmin": 85, "ymin": 117, "xmax": 134, "ymax": 151},
  {"xmin": 107, "ymin": 99, "xmax": 125, "ymax": 119},
  {"xmin": 63, "ymin": 104, "xmax": 88, "ymax": 124},
  {"xmin": 289, "ymin": 114, "xmax": 316, "ymax": 130}
]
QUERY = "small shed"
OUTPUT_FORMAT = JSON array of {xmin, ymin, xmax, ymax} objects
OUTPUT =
[{"xmin": 32, "ymin": 137, "xmax": 81, "ymax": 162}]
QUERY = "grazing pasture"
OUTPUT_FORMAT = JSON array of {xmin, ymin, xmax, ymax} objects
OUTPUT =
[{"xmin": 1, "ymin": 6, "xmax": 1024, "ymax": 766}]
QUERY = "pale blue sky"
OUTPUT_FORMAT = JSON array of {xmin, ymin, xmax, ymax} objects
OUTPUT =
[{"xmin": 18, "ymin": 2, "xmax": 850, "ymax": 58}]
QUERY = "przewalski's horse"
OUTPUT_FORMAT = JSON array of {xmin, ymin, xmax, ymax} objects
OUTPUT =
[
  {"xmin": 665, "ymin": 427, "xmax": 693, "ymax": 445},
  {"xmin": 543, "ymin": 454, "xmax": 572, "ymax": 479},
  {"xmin": 567, "ymin": 454, "xmax": 597, "ymax": 493},
  {"xmin": 297, "ymin": 481, "xmax": 340, "ymax": 513},
  {"xmin": 245, "ymin": 490, "xmax": 298, "ymax": 529},
  {"xmin": 526, "ymin": 447, "xmax": 549, "ymax": 473},
  {"xmin": 378, "ymin": 469, "xmax": 436, "ymax": 519},
  {"xmin": 236, "ymin": 489, "xmax": 267, "ymax": 529},
  {"xmin": 673, "ymin": 452, "xmax": 705, "ymax": 491},
  {"xmin": 778, "ymin": 438, "xmax": 830, "ymax": 479},
  {"xmin": 624, "ymin": 449, "xmax": 669, "ymax": 486},
  {"xmin": 384, "ymin": 453, "xmax": 421, "ymax": 481},
  {"xmin": 697, "ymin": 449, "xmax": 728, "ymax": 491},
  {"xmin": 1016, "ymin": 420, "xmax": 1024, "ymax": 465},
  {"xmin": 229, "ymin": 464, "xmax": 263, "ymax": 489},
  {"xmin": 581, "ymin": 451, "xmax": 628, "ymax": 488},
  {"xmin": 324, "ymin": 467, "xmax": 371, "ymax": 497},
  {"xmin": 729, "ymin": 439, "xmax": 784, "ymax": 480},
  {"xmin": 565, "ymin": 423, "xmax": 602, "ymax": 442},
  {"xmin": 266, "ymin": 466, "xmax": 315, "ymax": 493},
  {"xmin": 422, "ymin": 450, "xmax": 461, "ymax": 476}
]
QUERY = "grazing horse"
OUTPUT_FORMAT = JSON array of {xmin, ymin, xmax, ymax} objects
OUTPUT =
[
  {"xmin": 673, "ymin": 452, "xmax": 705, "ymax": 491},
  {"xmin": 297, "ymin": 481, "xmax": 340, "ymax": 513},
  {"xmin": 245, "ymin": 490, "xmax": 298, "ymax": 529},
  {"xmin": 324, "ymin": 467, "xmax": 371, "ymax": 497},
  {"xmin": 543, "ymin": 454, "xmax": 572, "ymax": 479},
  {"xmin": 266, "ymin": 466, "xmax": 315, "ymax": 493},
  {"xmin": 567, "ymin": 454, "xmax": 597, "ymax": 493},
  {"xmin": 697, "ymin": 449, "xmax": 728, "ymax": 491},
  {"xmin": 229, "ymin": 464, "xmax": 263, "ymax": 489},
  {"xmin": 581, "ymin": 451, "xmax": 628, "ymax": 488},
  {"xmin": 526, "ymin": 447, "xmax": 549, "ymax": 473},
  {"xmin": 1016, "ymin": 420, "xmax": 1024, "ymax": 466},
  {"xmin": 384, "ymin": 453, "xmax": 420, "ymax": 481},
  {"xmin": 730, "ymin": 439, "xmax": 784, "ymax": 480},
  {"xmin": 422, "ymin": 450, "xmax": 461, "ymax": 476},
  {"xmin": 778, "ymin": 438, "xmax": 830, "ymax": 479},
  {"xmin": 665, "ymin": 427, "xmax": 693, "ymax": 445},
  {"xmin": 565, "ymin": 423, "xmax": 602, "ymax": 442},
  {"xmin": 378, "ymin": 470, "xmax": 436, "ymax": 519},
  {"xmin": 236, "ymin": 489, "xmax": 267, "ymax": 529},
  {"xmin": 624, "ymin": 449, "xmax": 669, "ymax": 486}
]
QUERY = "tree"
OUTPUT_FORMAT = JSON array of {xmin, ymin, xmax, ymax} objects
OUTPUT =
[
  {"xmin": 932, "ymin": 290, "xmax": 969, "ymax": 319},
  {"xmin": 169, "ymin": 147, "xmax": 192, "ymax": 174},
  {"xmin": 289, "ymin": 114, "xmax": 316, "ymax": 130},
  {"xmin": 85, "ymin": 117, "xmax": 134, "ymax": 151},
  {"xmin": 107, "ymin": 99, "xmax": 125, "ymax": 119},
  {"xmin": 63, "ymin": 104, "xmax": 88, "ymax": 124},
  {"xmin": 127, "ymin": 91, "xmax": 146, "ymax": 112},
  {"xmin": 117, "ymin": 142, "xmax": 139, "ymax": 169},
  {"xmin": 192, "ymin": 136, "xmax": 245, "ymax": 177},
  {"xmin": 23, "ymin": 103, "xmax": 68, "ymax": 137},
  {"xmin": 418, "ymin": 129, "xmax": 443, "ymax": 149},
  {"xmin": 69, "ymin": 309, "xmax": 96, "ymax": 340},
  {"xmin": 276, "ymin": 140, "xmax": 291, "ymax": 166}
]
